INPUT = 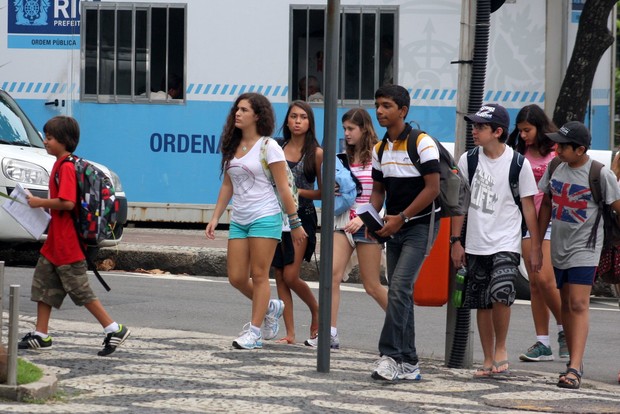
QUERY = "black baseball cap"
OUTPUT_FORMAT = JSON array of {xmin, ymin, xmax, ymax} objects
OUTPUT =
[
  {"xmin": 464, "ymin": 103, "xmax": 510, "ymax": 129},
  {"xmin": 546, "ymin": 121, "xmax": 591, "ymax": 148}
]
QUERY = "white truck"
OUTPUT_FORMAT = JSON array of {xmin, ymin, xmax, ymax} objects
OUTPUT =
[
  {"xmin": 0, "ymin": 0, "xmax": 614, "ymax": 224},
  {"xmin": 0, "ymin": 88, "xmax": 127, "ymax": 243}
]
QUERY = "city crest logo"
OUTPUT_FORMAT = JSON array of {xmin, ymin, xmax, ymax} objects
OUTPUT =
[{"xmin": 13, "ymin": 0, "xmax": 51, "ymax": 26}]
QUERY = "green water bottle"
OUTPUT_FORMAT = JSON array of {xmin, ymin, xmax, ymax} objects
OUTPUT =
[{"xmin": 452, "ymin": 266, "xmax": 467, "ymax": 308}]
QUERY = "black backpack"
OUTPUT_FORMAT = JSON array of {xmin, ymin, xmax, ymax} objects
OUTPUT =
[{"xmin": 466, "ymin": 147, "xmax": 527, "ymax": 237}]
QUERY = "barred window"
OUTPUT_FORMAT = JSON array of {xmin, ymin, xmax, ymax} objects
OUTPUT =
[
  {"xmin": 291, "ymin": 6, "xmax": 397, "ymax": 104},
  {"xmin": 81, "ymin": 3, "xmax": 186, "ymax": 103}
]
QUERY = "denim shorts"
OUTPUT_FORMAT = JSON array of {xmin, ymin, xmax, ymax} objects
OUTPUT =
[
  {"xmin": 554, "ymin": 266, "xmax": 596, "ymax": 289},
  {"xmin": 336, "ymin": 225, "xmax": 377, "ymax": 245},
  {"xmin": 229, "ymin": 213, "xmax": 282, "ymax": 240}
]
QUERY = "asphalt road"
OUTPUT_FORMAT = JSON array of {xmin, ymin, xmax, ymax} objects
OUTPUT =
[{"xmin": 2, "ymin": 266, "xmax": 619, "ymax": 386}]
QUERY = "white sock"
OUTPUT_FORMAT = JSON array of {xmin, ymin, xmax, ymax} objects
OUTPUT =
[
  {"xmin": 250, "ymin": 324, "xmax": 261, "ymax": 336},
  {"xmin": 34, "ymin": 330, "xmax": 49, "ymax": 339},
  {"xmin": 330, "ymin": 327, "xmax": 338, "ymax": 337},
  {"xmin": 104, "ymin": 322, "xmax": 120, "ymax": 334},
  {"xmin": 557, "ymin": 325, "xmax": 564, "ymax": 333},
  {"xmin": 537, "ymin": 335, "xmax": 550, "ymax": 347}
]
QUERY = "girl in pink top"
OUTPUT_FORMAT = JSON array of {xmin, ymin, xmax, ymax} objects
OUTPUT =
[{"xmin": 507, "ymin": 104, "xmax": 566, "ymax": 363}]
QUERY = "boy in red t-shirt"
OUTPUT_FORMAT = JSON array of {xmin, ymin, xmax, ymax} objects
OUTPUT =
[{"xmin": 18, "ymin": 116, "xmax": 130, "ymax": 356}]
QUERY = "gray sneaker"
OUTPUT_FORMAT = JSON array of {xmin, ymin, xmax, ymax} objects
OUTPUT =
[
  {"xmin": 558, "ymin": 331, "xmax": 569, "ymax": 359},
  {"xmin": 519, "ymin": 341, "xmax": 554, "ymax": 362},
  {"xmin": 398, "ymin": 362, "xmax": 421, "ymax": 380},
  {"xmin": 372, "ymin": 356, "xmax": 399, "ymax": 381}
]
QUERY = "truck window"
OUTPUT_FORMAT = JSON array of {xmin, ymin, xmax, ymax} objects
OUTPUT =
[
  {"xmin": 291, "ymin": 6, "xmax": 397, "ymax": 105},
  {"xmin": 81, "ymin": 3, "xmax": 186, "ymax": 103}
]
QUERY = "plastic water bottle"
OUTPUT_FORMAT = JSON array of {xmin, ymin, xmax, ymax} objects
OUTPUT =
[{"xmin": 452, "ymin": 266, "xmax": 467, "ymax": 308}]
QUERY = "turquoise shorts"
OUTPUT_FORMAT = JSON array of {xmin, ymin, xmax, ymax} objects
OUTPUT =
[{"xmin": 229, "ymin": 213, "xmax": 282, "ymax": 240}]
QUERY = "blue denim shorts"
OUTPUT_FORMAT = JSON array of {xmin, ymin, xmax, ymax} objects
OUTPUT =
[
  {"xmin": 229, "ymin": 213, "xmax": 282, "ymax": 240},
  {"xmin": 335, "ymin": 225, "xmax": 377, "ymax": 244},
  {"xmin": 554, "ymin": 266, "xmax": 596, "ymax": 289}
]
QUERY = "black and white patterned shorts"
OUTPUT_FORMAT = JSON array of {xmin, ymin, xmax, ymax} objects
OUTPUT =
[{"xmin": 462, "ymin": 251, "xmax": 520, "ymax": 309}]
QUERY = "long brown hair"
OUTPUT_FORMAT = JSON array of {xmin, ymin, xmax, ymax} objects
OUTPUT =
[
  {"xmin": 342, "ymin": 108, "xmax": 378, "ymax": 166},
  {"xmin": 280, "ymin": 100, "xmax": 320, "ymax": 181},
  {"xmin": 219, "ymin": 93, "xmax": 275, "ymax": 173}
]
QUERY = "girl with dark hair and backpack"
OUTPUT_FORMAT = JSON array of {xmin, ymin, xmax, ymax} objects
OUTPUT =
[
  {"xmin": 271, "ymin": 100, "xmax": 322, "ymax": 344},
  {"xmin": 206, "ymin": 93, "xmax": 306, "ymax": 350},
  {"xmin": 507, "ymin": 105, "xmax": 568, "ymax": 363},
  {"xmin": 305, "ymin": 108, "xmax": 386, "ymax": 349}
]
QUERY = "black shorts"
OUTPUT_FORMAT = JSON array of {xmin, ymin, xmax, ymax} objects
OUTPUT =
[{"xmin": 272, "ymin": 204, "xmax": 317, "ymax": 268}]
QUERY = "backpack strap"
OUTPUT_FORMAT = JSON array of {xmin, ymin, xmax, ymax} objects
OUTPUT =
[
  {"xmin": 466, "ymin": 147, "xmax": 480, "ymax": 185},
  {"xmin": 405, "ymin": 128, "xmax": 437, "ymax": 256},
  {"xmin": 509, "ymin": 151, "xmax": 524, "ymax": 208},
  {"xmin": 377, "ymin": 138, "xmax": 388, "ymax": 163},
  {"xmin": 587, "ymin": 160, "xmax": 604, "ymax": 249}
]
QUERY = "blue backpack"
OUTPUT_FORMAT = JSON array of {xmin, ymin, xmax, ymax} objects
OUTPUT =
[{"xmin": 334, "ymin": 154, "xmax": 358, "ymax": 216}]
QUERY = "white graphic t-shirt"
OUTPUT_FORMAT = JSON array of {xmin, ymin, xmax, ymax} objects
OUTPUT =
[
  {"xmin": 226, "ymin": 138, "xmax": 285, "ymax": 225},
  {"xmin": 458, "ymin": 146, "xmax": 538, "ymax": 255}
]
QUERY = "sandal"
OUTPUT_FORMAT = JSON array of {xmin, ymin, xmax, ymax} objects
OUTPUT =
[
  {"xmin": 557, "ymin": 367, "xmax": 582, "ymax": 389},
  {"xmin": 473, "ymin": 367, "xmax": 494, "ymax": 378},
  {"xmin": 492, "ymin": 359, "xmax": 510, "ymax": 374},
  {"xmin": 275, "ymin": 337, "xmax": 295, "ymax": 344},
  {"xmin": 309, "ymin": 323, "xmax": 318, "ymax": 340}
]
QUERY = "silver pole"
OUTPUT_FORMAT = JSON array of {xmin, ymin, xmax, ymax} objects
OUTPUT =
[
  {"xmin": 317, "ymin": 0, "xmax": 340, "ymax": 373},
  {"xmin": 7, "ymin": 285, "xmax": 20, "ymax": 386}
]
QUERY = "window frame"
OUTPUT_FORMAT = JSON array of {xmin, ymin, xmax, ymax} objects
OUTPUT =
[
  {"xmin": 80, "ymin": 2, "xmax": 187, "ymax": 104},
  {"xmin": 289, "ymin": 4, "xmax": 398, "ymax": 106}
]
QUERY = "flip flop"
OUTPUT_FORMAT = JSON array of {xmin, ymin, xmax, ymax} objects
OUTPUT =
[
  {"xmin": 557, "ymin": 367, "xmax": 582, "ymax": 389},
  {"xmin": 309, "ymin": 323, "xmax": 318, "ymax": 340},
  {"xmin": 274, "ymin": 337, "xmax": 295, "ymax": 344},
  {"xmin": 473, "ymin": 367, "xmax": 494, "ymax": 378},
  {"xmin": 493, "ymin": 360, "xmax": 510, "ymax": 374}
]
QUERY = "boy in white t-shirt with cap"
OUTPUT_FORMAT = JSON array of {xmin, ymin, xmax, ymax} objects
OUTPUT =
[
  {"xmin": 538, "ymin": 120, "xmax": 620, "ymax": 389},
  {"xmin": 451, "ymin": 103, "xmax": 542, "ymax": 378}
]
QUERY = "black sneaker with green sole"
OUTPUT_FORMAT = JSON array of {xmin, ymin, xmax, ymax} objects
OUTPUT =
[
  {"xmin": 18, "ymin": 332, "xmax": 52, "ymax": 350},
  {"xmin": 98, "ymin": 324, "xmax": 131, "ymax": 356}
]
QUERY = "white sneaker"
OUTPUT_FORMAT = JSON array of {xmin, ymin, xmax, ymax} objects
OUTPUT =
[
  {"xmin": 398, "ymin": 362, "xmax": 421, "ymax": 380},
  {"xmin": 371, "ymin": 356, "xmax": 399, "ymax": 381},
  {"xmin": 233, "ymin": 324, "xmax": 263, "ymax": 350},
  {"xmin": 261, "ymin": 299, "xmax": 284, "ymax": 340},
  {"xmin": 304, "ymin": 334, "xmax": 340, "ymax": 349}
]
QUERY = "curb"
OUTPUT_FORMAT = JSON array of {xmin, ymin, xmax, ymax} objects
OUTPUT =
[{"xmin": 0, "ymin": 366, "xmax": 57, "ymax": 402}]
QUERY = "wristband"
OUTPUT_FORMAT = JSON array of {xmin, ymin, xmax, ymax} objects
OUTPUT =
[{"xmin": 290, "ymin": 222, "xmax": 303, "ymax": 230}]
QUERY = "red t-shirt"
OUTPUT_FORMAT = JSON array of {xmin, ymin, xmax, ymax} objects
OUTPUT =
[{"xmin": 40, "ymin": 155, "xmax": 85, "ymax": 265}]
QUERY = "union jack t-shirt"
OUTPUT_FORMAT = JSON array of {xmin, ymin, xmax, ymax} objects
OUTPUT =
[{"xmin": 539, "ymin": 158, "xmax": 620, "ymax": 269}]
